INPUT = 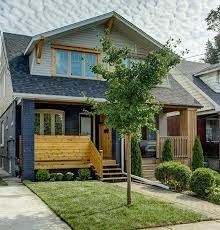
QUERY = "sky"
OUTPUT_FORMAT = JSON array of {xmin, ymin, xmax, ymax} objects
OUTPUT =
[{"xmin": 0, "ymin": 0, "xmax": 219, "ymax": 61}]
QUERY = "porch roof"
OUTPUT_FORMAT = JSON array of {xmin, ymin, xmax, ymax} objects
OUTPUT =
[{"xmin": 3, "ymin": 32, "xmax": 200, "ymax": 108}]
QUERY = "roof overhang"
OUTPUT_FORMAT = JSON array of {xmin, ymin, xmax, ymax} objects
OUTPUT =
[
  {"xmin": 13, "ymin": 93, "xmax": 106, "ymax": 103},
  {"xmin": 194, "ymin": 66, "xmax": 220, "ymax": 77},
  {"xmin": 24, "ymin": 11, "xmax": 163, "ymax": 55}
]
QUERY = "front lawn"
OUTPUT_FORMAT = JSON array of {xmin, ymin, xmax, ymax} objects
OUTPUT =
[{"xmin": 26, "ymin": 181, "xmax": 206, "ymax": 230}]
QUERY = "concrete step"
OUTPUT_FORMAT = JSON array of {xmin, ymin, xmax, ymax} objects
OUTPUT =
[
  {"xmin": 142, "ymin": 164, "xmax": 157, "ymax": 170},
  {"xmin": 103, "ymin": 163, "xmax": 119, "ymax": 168},
  {"xmin": 103, "ymin": 172, "xmax": 124, "ymax": 176},
  {"xmin": 101, "ymin": 176, "xmax": 127, "ymax": 182},
  {"xmin": 142, "ymin": 158, "xmax": 156, "ymax": 164},
  {"xmin": 103, "ymin": 168, "xmax": 122, "ymax": 172},
  {"xmin": 103, "ymin": 160, "xmax": 116, "ymax": 165}
]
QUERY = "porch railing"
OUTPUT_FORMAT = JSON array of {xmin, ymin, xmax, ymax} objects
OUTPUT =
[
  {"xmin": 19, "ymin": 135, "xmax": 103, "ymax": 178},
  {"xmin": 90, "ymin": 141, "xmax": 103, "ymax": 178},
  {"xmin": 157, "ymin": 134, "xmax": 189, "ymax": 158}
]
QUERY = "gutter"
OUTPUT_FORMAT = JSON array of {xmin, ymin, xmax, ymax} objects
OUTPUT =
[{"xmin": 13, "ymin": 93, "xmax": 106, "ymax": 103}]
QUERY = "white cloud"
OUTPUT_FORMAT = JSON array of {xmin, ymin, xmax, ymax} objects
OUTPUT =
[{"xmin": 0, "ymin": 0, "xmax": 219, "ymax": 61}]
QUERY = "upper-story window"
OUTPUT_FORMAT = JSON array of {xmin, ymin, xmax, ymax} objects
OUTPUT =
[{"xmin": 55, "ymin": 49, "xmax": 97, "ymax": 78}]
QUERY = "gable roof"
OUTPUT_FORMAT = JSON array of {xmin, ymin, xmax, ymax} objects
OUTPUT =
[
  {"xmin": 194, "ymin": 63, "xmax": 220, "ymax": 76},
  {"xmin": 173, "ymin": 60, "xmax": 220, "ymax": 111},
  {"xmin": 24, "ymin": 11, "xmax": 162, "ymax": 55},
  {"xmin": 3, "ymin": 32, "xmax": 201, "ymax": 108}
]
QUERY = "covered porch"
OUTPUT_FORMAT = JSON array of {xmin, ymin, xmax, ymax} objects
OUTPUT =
[
  {"xmin": 141, "ymin": 105, "xmax": 197, "ymax": 179},
  {"xmin": 18, "ymin": 99, "xmax": 122, "ymax": 180}
]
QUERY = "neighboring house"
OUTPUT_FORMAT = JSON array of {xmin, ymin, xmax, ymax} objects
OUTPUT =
[
  {"xmin": 0, "ymin": 12, "xmax": 200, "ymax": 181},
  {"xmin": 170, "ymin": 60, "xmax": 220, "ymax": 171}
]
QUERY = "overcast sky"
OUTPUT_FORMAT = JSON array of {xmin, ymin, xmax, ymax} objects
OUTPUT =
[{"xmin": 0, "ymin": 0, "xmax": 219, "ymax": 61}]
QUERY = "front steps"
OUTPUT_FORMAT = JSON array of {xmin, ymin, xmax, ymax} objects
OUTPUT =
[
  {"xmin": 142, "ymin": 158, "xmax": 157, "ymax": 180},
  {"xmin": 101, "ymin": 160, "xmax": 127, "ymax": 182}
]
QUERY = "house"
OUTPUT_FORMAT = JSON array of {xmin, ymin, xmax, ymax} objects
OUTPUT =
[
  {"xmin": 0, "ymin": 12, "xmax": 200, "ymax": 181},
  {"xmin": 170, "ymin": 60, "xmax": 220, "ymax": 171}
]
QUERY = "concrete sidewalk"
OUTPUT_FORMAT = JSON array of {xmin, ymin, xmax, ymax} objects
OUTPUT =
[
  {"xmin": 149, "ymin": 220, "xmax": 220, "ymax": 229},
  {"xmin": 116, "ymin": 182, "xmax": 220, "ymax": 220},
  {"xmin": 0, "ymin": 169, "xmax": 71, "ymax": 230}
]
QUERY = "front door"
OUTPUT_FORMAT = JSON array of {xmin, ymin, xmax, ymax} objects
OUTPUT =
[{"xmin": 99, "ymin": 124, "xmax": 112, "ymax": 159}]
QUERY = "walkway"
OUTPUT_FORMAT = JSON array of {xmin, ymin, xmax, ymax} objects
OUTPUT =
[
  {"xmin": 0, "ymin": 169, "xmax": 71, "ymax": 230},
  {"xmin": 116, "ymin": 182, "xmax": 220, "ymax": 219}
]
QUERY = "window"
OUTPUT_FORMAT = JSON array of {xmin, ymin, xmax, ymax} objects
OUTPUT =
[
  {"xmin": 56, "ymin": 50, "xmax": 68, "ymax": 75},
  {"xmin": 35, "ymin": 110, "xmax": 65, "ymax": 135},
  {"xmin": 1, "ymin": 122, "xmax": 4, "ymax": 147},
  {"xmin": 206, "ymin": 118, "xmax": 219, "ymax": 142},
  {"xmin": 55, "ymin": 49, "xmax": 97, "ymax": 78}
]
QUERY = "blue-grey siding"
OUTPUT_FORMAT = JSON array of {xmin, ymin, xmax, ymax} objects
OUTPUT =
[
  {"xmin": 0, "ymin": 101, "xmax": 16, "ymax": 175},
  {"xmin": 21, "ymin": 99, "xmax": 35, "ymax": 180}
]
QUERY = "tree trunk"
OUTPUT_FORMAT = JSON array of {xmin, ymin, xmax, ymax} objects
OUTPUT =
[{"xmin": 126, "ymin": 133, "xmax": 132, "ymax": 205}]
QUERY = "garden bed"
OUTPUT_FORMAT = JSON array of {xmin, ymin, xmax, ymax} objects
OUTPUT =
[{"xmin": 25, "ymin": 181, "xmax": 205, "ymax": 230}]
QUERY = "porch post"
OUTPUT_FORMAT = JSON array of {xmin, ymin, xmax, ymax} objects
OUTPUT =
[
  {"xmin": 179, "ymin": 108, "xmax": 197, "ymax": 161},
  {"xmin": 159, "ymin": 112, "xmax": 167, "ymax": 136},
  {"xmin": 21, "ymin": 99, "xmax": 35, "ymax": 181}
]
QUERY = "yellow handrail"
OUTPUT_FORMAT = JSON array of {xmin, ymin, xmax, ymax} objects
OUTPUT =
[{"xmin": 90, "ymin": 141, "xmax": 103, "ymax": 178}]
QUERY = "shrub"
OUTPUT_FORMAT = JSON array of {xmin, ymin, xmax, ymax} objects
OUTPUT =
[
  {"xmin": 64, "ymin": 172, "xmax": 74, "ymax": 181},
  {"xmin": 162, "ymin": 139, "xmax": 173, "ymax": 161},
  {"xmin": 192, "ymin": 137, "xmax": 204, "ymax": 171},
  {"xmin": 208, "ymin": 186, "xmax": 220, "ymax": 204},
  {"xmin": 56, "ymin": 173, "xmax": 64, "ymax": 181},
  {"xmin": 131, "ymin": 137, "xmax": 142, "ymax": 177},
  {"xmin": 190, "ymin": 168, "xmax": 216, "ymax": 197},
  {"xmin": 49, "ymin": 173, "xmax": 57, "ymax": 182},
  {"xmin": 78, "ymin": 169, "xmax": 91, "ymax": 180},
  {"xmin": 155, "ymin": 161, "xmax": 192, "ymax": 191},
  {"xmin": 36, "ymin": 169, "xmax": 50, "ymax": 181}
]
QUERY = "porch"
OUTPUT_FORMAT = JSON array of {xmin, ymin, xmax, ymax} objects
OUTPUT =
[
  {"xmin": 141, "ymin": 106, "xmax": 197, "ymax": 179},
  {"xmin": 18, "ymin": 99, "xmax": 125, "ymax": 181}
]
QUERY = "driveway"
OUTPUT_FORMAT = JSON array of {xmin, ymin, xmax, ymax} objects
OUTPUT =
[{"xmin": 0, "ymin": 169, "xmax": 71, "ymax": 230}]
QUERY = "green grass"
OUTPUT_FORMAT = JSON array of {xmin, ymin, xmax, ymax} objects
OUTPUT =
[
  {"xmin": 0, "ymin": 177, "xmax": 7, "ymax": 186},
  {"xmin": 26, "ymin": 181, "xmax": 206, "ymax": 230}
]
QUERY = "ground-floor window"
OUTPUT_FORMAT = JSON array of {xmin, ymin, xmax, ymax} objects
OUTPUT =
[
  {"xmin": 206, "ymin": 118, "xmax": 219, "ymax": 142},
  {"xmin": 35, "ymin": 109, "xmax": 65, "ymax": 135}
]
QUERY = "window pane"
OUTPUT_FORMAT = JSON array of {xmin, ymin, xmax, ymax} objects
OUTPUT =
[
  {"xmin": 35, "ymin": 113, "xmax": 40, "ymax": 135},
  {"xmin": 71, "ymin": 52, "xmax": 83, "ymax": 76},
  {"xmin": 85, "ymin": 54, "xmax": 97, "ymax": 78},
  {"xmin": 206, "ymin": 119, "xmax": 218, "ymax": 142},
  {"xmin": 44, "ymin": 113, "xmax": 51, "ymax": 135},
  {"xmin": 56, "ymin": 50, "xmax": 68, "ymax": 74},
  {"xmin": 55, "ymin": 114, "xmax": 63, "ymax": 135}
]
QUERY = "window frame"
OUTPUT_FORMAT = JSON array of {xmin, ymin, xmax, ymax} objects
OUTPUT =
[
  {"xmin": 206, "ymin": 118, "xmax": 219, "ymax": 142},
  {"xmin": 52, "ymin": 44, "xmax": 100, "ymax": 80},
  {"xmin": 1, "ymin": 121, "xmax": 4, "ymax": 147},
  {"xmin": 35, "ymin": 109, "xmax": 65, "ymax": 135}
]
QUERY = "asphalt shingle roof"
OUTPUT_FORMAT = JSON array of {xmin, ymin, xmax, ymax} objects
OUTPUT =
[
  {"xmin": 3, "ymin": 32, "xmax": 200, "ymax": 107},
  {"xmin": 176, "ymin": 60, "xmax": 220, "ymax": 106}
]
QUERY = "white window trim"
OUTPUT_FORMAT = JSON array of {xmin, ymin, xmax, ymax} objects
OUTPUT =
[
  {"xmin": 54, "ymin": 49, "xmax": 99, "ymax": 79},
  {"xmin": 1, "ymin": 122, "xmax": 4, "ymax": 147},
  {"xmin": 35, "ymin": 109, "xmax": 65, "ymax": 135}
]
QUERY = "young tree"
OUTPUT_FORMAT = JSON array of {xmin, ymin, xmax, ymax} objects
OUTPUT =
[
  {"xmin": 162, "ymin": 138, "xmax": 173, "ymax": 162},
  {"xmin": 90, "ymin": 35, "xmax": 180, "ymax": 205},
  {"xmin": 192, "ymin": 137, "xmax": 204, "ymax": 171},
  {"xmin": 131, "ymin": 137, "xmax": 142, "ymax": 177}
]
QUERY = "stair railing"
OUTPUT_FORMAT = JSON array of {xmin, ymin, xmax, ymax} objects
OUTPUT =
[{"xmin": 90, "ymin": 141, "xmax": 103, "ymax": 179}]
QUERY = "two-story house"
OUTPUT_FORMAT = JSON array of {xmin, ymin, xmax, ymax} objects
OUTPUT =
[
  {"xmin": 0, "ymin": 12, "xmax": 200, "ymax": 181},
  {"xmin": 170, "ymin": 61, "xmax": 220, "ymax": 171}
]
